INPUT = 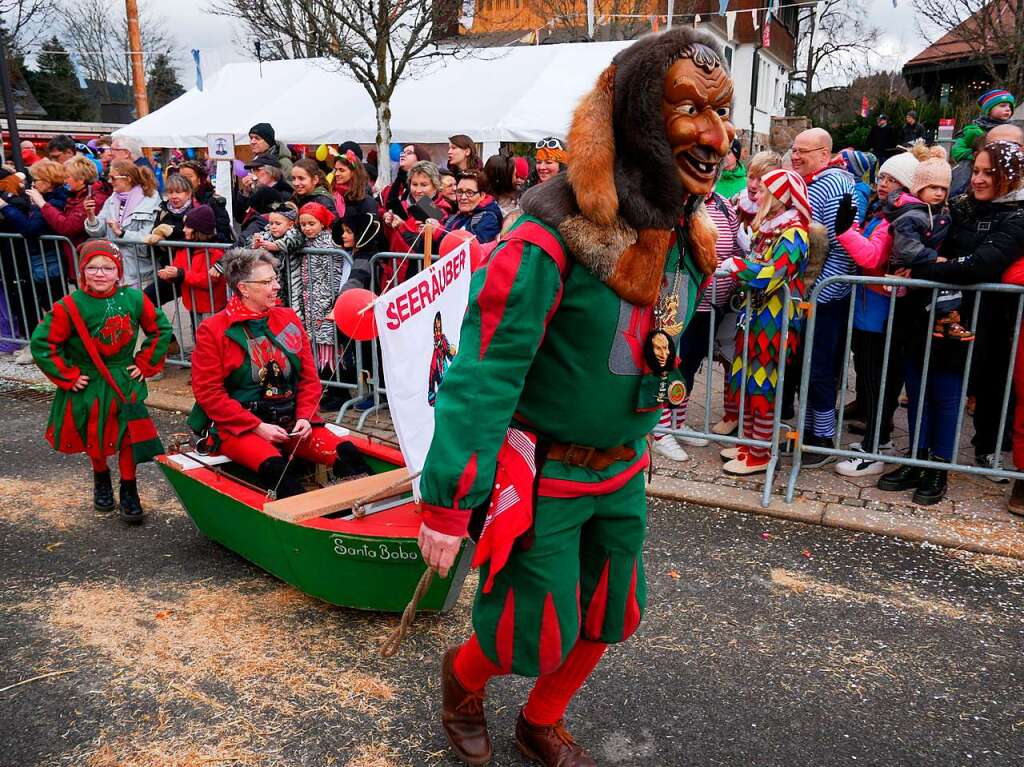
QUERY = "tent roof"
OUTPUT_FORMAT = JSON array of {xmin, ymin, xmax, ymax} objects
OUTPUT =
[{"xmin": 114, "ymin": 41, "xmax": 633, "ymax": 148}]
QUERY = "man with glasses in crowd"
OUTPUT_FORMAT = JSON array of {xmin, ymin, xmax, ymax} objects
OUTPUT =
[{"xmin": 789, "ymin": 127, "xmax": 861, "ymax": 465}]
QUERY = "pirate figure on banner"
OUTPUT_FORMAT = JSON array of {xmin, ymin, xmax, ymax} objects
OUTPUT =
[
  {"xmin": 428, "ymin": 311, "xmax": 457, "ymax": 407},
  {"xmin": 415, "ymin": 28, "xmax": 734, "ymax": 766},
  {"xmin": 188, "ymin": 249, "xmax": 370, "ymax": 498},
  {"xmin": 30, "ymin": 240, "xmax": 172, "ymax": 524}
]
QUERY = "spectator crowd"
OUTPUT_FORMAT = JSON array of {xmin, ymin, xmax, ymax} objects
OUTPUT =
[{"xmin": 3, "ymin": 88, "xmax": 1024, "ymax": 516}]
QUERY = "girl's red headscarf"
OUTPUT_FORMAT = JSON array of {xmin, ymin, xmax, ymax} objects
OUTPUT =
[{"xmin": 298, "ymin": 202, "xmax": 336, "ymax": 230}]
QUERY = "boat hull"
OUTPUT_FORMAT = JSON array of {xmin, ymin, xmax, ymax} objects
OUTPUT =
[{"xmin": 157, "ymin": 440, "xmax": 470, "ymax": 613}]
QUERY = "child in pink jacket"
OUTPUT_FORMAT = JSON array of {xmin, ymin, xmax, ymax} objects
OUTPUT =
[{"xmin": 829, "ymin": 152, "xmax": 917, "ymax": 478}]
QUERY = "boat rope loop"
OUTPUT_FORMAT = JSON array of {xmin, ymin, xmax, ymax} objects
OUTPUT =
[{"xmin": 380, "ymin": 567, "xmax": 435, "ymax": 658}]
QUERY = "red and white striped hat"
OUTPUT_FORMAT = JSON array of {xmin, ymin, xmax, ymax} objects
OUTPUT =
[{"xmin": 761, "ymin": 168, "xmax": 812, "ymax": 225}]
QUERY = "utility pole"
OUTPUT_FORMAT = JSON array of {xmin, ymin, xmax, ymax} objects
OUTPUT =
[
  {"xmin": 0, "ymin": 33, "xmax": 25, "ymax": 173},
  {"xmin": 125, "ymin": 0, "xmax": 149, "ymax": 119}
]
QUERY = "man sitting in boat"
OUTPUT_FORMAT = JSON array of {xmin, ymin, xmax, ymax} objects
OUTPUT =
[{"xmin": 188, "ymin": 248, "xmax": 369, "ymax": 498}]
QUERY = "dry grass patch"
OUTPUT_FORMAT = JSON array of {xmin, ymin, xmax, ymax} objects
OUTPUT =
[
  {"xmin": 769, "ymin": 567, "xmax": 977, "ymax": 621},
  {"xmin": 46, "ymin": 580, "xmax": 396, "ymax": 721},
  {"xmin": 84, "ymin": 735, "xmax": 265, "ymax": 767},
  {"xmin": 0, "ymin": 476, "xmax": 177, "ymax": 529},
  {"xmin": 345, "ymin": 742, "xmax": 407, "ymax": 767}
]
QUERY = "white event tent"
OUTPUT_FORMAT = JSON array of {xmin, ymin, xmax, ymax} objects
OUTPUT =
[{"xmin": 114, "ymin": 41, "xmax": 634, "ymax": 150}]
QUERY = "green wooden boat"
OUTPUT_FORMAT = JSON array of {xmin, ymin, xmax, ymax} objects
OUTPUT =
[{"xmin": 157, "ymin": 427, "xmax": 471, "ymax": 613}]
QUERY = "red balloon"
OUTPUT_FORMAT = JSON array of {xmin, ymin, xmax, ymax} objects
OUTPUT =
[
  {"xmin": 440, "ymin": 229, "xmax": 486, "ymax": 272},
  {"xmin": 333, "ymin": 288, "xmax": 378, "ymax": 341},
  {"xmin": 477, "ymin": 241, "xmax": 499, "ymax": 271}
]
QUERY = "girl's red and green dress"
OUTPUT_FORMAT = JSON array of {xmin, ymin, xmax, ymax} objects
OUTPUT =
[
  {"xmin": 418, "ymin": 215, "xmax": 703, "ymax": 677},
  {"xmin": 29, "ymin": 286, "xmax": 172, "ymax": 459}
]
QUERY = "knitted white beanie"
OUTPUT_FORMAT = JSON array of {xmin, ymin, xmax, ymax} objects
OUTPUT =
[{"xmin": 878, "ymin": 152, "xmax": 920, "ymax": 191}]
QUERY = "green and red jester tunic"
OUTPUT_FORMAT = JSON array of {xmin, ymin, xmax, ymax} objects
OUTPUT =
[
  {"xmin": 418, "ymin": 216, "xmax": 703, "ymax": 676},
  {"xmin": 30, "ymin": 287, "xmax": 172, "ymax": 460}
]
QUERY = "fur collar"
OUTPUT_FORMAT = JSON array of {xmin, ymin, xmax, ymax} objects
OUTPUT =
[{"xmin": 521, "ymin": 174, "xmax": 718, "ymax": 306}]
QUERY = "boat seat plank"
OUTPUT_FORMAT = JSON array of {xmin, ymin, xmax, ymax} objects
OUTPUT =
[{"xmin": 263, "ymin": 468, "xmax": 411, "ymax": 523}]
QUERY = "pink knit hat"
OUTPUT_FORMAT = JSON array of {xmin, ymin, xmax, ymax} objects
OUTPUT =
[{"xmin": 911, "ymin": 158, "xmax": 952, "ymax": 197}]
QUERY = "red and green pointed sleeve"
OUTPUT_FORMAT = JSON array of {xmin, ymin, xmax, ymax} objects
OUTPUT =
[
  {"xmin": 132, "ymin": 292, "xmax": 173, "ymax": 377},
  {"xmin": 29, "ymin": 301, "xmax": 82, "ymax": 390},
  {"xmin": 724, "ymin": 227, "xmax": 808, "ymax": 293},
  {"xmin": 419, "ymin": 238, "xmax": 565, "ymax": 537}
]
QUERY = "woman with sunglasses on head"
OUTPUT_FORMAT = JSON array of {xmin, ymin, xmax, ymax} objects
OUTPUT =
[
  {"xmin": 84, "ymin": 160, "xmax": 162, "ymax": 289},
  {"xmin": 442, "ymin": 169, "xmax": 504, "ymax": 244},
  {"xmin": 528, "ymin": 137, "xmax": 567, "ymax": 188},
  {"xmin": 29, "ymin": 240, "xmax": 172, "ymax": 524}
]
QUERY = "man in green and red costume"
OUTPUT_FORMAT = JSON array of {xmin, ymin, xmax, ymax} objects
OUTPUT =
[{"xmin": 416, "ymin": 29, "xmax": 736, "ymax": 766}]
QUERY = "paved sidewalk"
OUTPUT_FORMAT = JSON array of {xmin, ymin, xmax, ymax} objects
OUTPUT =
[{"xmin": 4, "ymin": 357, "xmax": 1023, "ymax": 558}]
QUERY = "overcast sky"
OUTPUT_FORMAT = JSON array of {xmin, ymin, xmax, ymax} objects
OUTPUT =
[{"xmin": 161, "ymin": 0, "xmax": 936, "ymax": 88}]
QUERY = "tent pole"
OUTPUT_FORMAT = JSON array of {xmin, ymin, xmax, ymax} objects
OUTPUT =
[{"xmin": 125, "ymin": 0, "xmax": 150, "ymax": 119}]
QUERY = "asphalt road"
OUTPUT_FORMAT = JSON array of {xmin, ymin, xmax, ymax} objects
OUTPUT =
[{"xmin": 1, "ymin": 390, "xmax": 1022, "ymax": 767}]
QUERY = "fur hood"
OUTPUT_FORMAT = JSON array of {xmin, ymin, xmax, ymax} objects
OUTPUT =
[{"xmin": 521, "ymin": 27, "xmax": 729, "ymax": 306}]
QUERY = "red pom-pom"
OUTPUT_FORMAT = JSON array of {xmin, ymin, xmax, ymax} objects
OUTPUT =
[
  {"xmin": 333, "ymin": 288, "xmax": 378, "ymax": 340},
  {"xmin": 439, "ymin": 229, "xmax": 486, "ymax": 272}
]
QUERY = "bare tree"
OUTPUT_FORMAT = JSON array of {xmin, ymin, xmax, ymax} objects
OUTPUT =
[
  {"xmin": 789, "ymin": 0, "xmax": 878, "ymax": 118},
  {"xmin": 213, "ymin": 0, "xmax": 471, "ymax": 185},
  {"xmin": 59, "ymin": 0, "xmax": 175, "ymax": 102},
  {"xmin": 1, "ymin": 0, "xmax": 59, "ymax": 50},
  {"xmin": 914, "ymin": 0, "xmax": 1024, "ymax": 96}
]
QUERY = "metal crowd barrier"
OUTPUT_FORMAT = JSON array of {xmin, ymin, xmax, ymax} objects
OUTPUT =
[
  {"xmin": 0, "ymin": 232, "xmax": 356, "ymax": 388},
  {"xmin": 332, "ymin": 251, "xmax": 425, "ymax": 430},
  {"xmin": 655, "ymin": 275, "xmax": 794, "ymax": 508},
  {"xmin": 6, "ymin": 229, "xmax": 1023, "ymax": 499},
  {"xmin": 0, "ymin": 233, "xmax": 78, "ymax": 349},
  {"xmin": 784, "ymin": 274, "xmax": 1024, "ymax": 501}
]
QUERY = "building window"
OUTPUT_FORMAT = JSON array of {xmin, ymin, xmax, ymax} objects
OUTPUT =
[
  {"xmin": 724, "ymin": 46, "xmax": 733, "ymax": 70},
  {"xmin": 757, "ymin": 58, "xmax": 773, "ymax": 111}
]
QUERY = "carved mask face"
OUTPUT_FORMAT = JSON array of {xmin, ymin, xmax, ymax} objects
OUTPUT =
[{"xmin": 661, "ymin": 48, "xmax": 736, "ymax": 197}]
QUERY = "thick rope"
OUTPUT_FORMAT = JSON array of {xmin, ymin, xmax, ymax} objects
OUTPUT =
[{"xmin": 380, "ymin": 567, "xmax": 434, "ymax": 658}]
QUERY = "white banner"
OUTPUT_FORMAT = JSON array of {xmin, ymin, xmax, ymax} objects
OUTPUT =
[{"xmin": 374, "ymin": 244, "xmax": 473, "ymax": 497}]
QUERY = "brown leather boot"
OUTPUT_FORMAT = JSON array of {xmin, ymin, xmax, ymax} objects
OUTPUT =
[
  {"xmin": 441, "ymin": 647, "xmax": 492, "ymax": 765},
  {"xmin": 515, "ymin": 709, "xmax": 596, "ymax": 767}
]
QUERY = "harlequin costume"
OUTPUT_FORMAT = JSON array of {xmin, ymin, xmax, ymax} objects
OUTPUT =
[
  {"xmin": 722, "ymin": 169, "xmax": 820, "ymax": 475},
  {"xmin": 417, "ymin": 29, "xmax": 735, "ymax": 766},
  {"xmin": 29, "ymin": 240, "xmax": 172, "ymax": 522},
  {"xmin": 188, "ymin": 294, "xmax": 369, "ymax": 498}
]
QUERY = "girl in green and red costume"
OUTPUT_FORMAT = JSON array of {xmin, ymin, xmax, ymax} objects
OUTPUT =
[
  {"xmin": 719, "ymin": 168, "xmax": 824, "ymax": 476},
  {"xmin": 30, "ymin": 239, "xmax": 172, "ymax": 523}
]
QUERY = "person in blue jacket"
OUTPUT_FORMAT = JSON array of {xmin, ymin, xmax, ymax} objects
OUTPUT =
[{"xmin": 442, "ymin": 169, "xmax": 503, "ymax": 244}]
